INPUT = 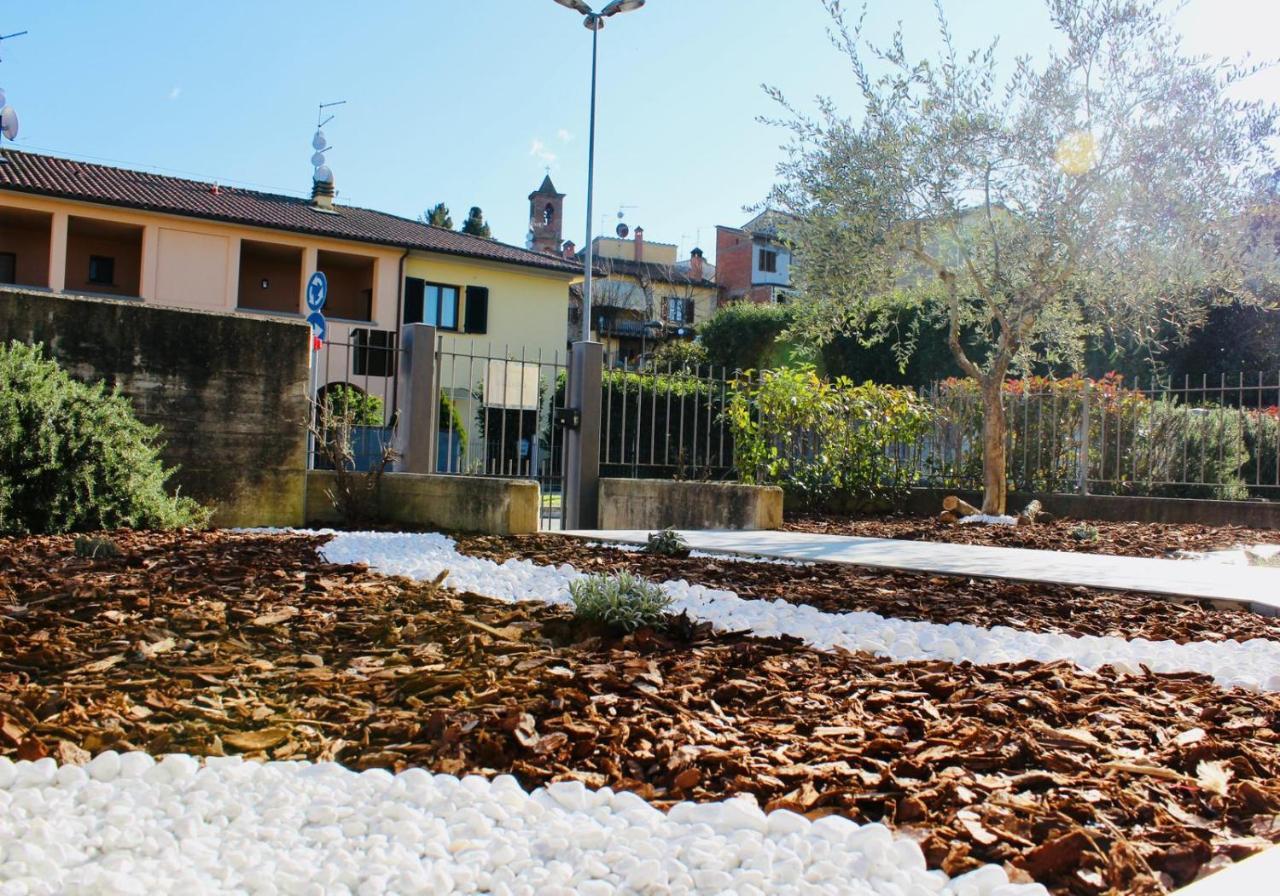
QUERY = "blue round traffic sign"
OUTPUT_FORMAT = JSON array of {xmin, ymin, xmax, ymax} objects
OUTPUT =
[
  {"xmin": 306, "ymin": 271, "xmax": 328, "ymax": 312},
  {"xmin": 306, "ymin": 310, "xmax": 327, "ymax": 344}
]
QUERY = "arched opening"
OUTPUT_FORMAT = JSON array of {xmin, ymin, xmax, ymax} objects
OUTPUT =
[{"xmin": 543, "ymin": 203, "xmax": 555, "ymax": 227}]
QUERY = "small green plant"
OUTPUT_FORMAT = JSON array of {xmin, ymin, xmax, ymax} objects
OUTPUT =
[
  {"xmin": 569, "ymin": 572, "xmax": 673, "ymax": 634},
  {"xmin": 74, "ymin": 535, "xmax": 121, "ymax": 559},
  {"xmin": 1070, "ymin": 523, "xmax": 1100, "ymax": 543},
  {"xmin": 645, "ymin": 527, "xmax": 689, "ymax": 556}
]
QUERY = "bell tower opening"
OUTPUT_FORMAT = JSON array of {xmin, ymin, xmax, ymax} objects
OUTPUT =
[{"xmin": 527, "ymin": 174, "xmax": 565, "ymax": 254}]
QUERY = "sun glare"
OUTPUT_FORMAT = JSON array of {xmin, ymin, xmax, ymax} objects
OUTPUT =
[{"xmin": 1055, "ymin": 130, "xmax": 1098, "ymax": 175}]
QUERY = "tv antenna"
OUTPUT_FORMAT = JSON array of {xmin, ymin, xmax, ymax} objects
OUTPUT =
[
  {"xmin": 0, "ymin": 30, "xmax": 27, "ymax": 157},
  {"xmin": 602, "ymin": 204, "xmax": 638, "ymax": 239},
  {"xmin": 311, "ymin": 100, "xmax": 345, "ymax": 186},
  {"xmin": 0, "ymin": 30, "xmax": 27, "ymax": 63}
]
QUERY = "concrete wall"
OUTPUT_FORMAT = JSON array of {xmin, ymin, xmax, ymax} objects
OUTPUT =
[
  {"xmin": 905, "ymin": 488, "xmax": 1280, "ymax": 530},
  {"xmin": 0, "ymin": 287, "xmax": 310, "ymax": 527},
  {"xmin": 598, "ymin": 478, "xmax": 783, "ymax": 531},
  {"xmin": 306, "ymin": 471, "xmax": 540, "ymax": 535}
]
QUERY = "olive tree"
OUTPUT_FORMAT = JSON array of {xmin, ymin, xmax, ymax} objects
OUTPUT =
[{"xmin": 766, "ymin": 0, "xmax": 1277, "ymax": 513}]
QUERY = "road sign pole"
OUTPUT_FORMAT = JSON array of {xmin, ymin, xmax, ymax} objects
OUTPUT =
[{"xmin": 304, "ymin": 271, "xmax": 329, "ymax": 473}]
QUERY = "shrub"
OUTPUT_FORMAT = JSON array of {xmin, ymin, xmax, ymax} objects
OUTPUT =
[
  {"xmin": 645, "ymin": 527, "xmax": 689, "ymax": 556},
  {"xmin": 929, "ymin": 375, "xmax": 1250, "ymax": 499},
  {"xmin": 309, "ymin": 386, "xmax": 399, "ymax": 525},
  {"xmin": 0, "ymin": 341, "xmax": 209, "ymax": 535},
  {"xmin": 323, "ymin": 384, "xmax": 384, "ymax": 427},
  {"xmin": 700, "ymin": 303, "xmax": 794, "ymax": 372},
  {"xmin": 569, "ymin": 572, "xmax": 673, "ymax": 634},
  {"xmin": 438, "ymin": 390, "xmax": 469, "ymax": 454},
  {"xmin": 728, "ymin": 365, "xmax": 934, "ymax": 510},
  {"xmin": 73, "ymin": 535, "xmax": 121, "ymax": 559},
  {"xmin": 1070, "ymin": 523, "xmax": 1099, "ymax": 543},
  {"xmin": 650, "ymin": 340, "xmax": 709, "ymax": 372}
]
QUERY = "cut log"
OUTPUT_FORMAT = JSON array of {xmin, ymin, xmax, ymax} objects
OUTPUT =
[
  {"xmin": 939, "ymin": 511, "xmax": 959, "ymax": 524},
  {"xmin": 942, "ymin": 495, "xmax": 981, "ymax": 518},
  {"xmin": 1016, "ymin": 500, "xmax": 1044, "ymax": 527}
]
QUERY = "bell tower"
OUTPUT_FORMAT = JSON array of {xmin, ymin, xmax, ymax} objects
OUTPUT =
[{"xmin": 527, "ymin": 174, "xmax": 565, "ymax": 254}]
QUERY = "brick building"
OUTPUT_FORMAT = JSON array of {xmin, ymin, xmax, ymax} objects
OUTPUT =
[{"xmin": 715, "ymin": 210, "xmax": 795, "ymax": 305}]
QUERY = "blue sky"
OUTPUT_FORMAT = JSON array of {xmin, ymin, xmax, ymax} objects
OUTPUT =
[{"xmin": 2, "ymin": 1, "xmax": 1276, "ymax": 262}]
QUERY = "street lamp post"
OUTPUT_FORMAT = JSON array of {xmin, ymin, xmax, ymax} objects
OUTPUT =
[
  {"xmin": 552, "ymin": 0, "xmax": 645, "ymax": 343},
  {"xmin": 552, "ymin": 0, "xmax": 643, "ymax": 531}
]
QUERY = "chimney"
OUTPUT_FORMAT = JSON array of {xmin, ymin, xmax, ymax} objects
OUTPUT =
[
  {"xmin": 689, "ymin": 247, "xmax": 705, "ymax": 281},
  {"xmin": 311, "ymin": 177, "xmax": 335, "ymax": 211},
  {"xmin": 562, "ymin": 240, "xmax": 576, "ymax": 260},
  {"xmin": 634, "ymin": 226, "xmax": 645, "ymax": 262}
]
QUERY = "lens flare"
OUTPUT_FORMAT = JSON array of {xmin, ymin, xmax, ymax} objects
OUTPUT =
[{"xmin": 1055, "ymin": 131, "xmax": 1098, "ymax": 175}]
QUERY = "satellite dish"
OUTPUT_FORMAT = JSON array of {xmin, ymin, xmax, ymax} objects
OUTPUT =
[
  {"xmin": 616, "ymin": 222, "xmax": 629, "ymax": 239},
  {"xmin": 310, "ymin": 151, "xmax": 326, "ymax": 167},
  {"xmin": 313, "ymin": 165, "xmax": 333, "ymax": 184},
  {"xmin": 312, "ymin": 129, "xmax": 327, "ymax": 151},
  {"xmin": 0, "ymin": 107, "xmax": 17, "ymax": 141}
]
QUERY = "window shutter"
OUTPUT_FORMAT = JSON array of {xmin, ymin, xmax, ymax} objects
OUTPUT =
[
  {"xmin": 464, "ymin": 286, "xmax": 489, "ymax": 334},
  {"xmin": 403, "ymin": 277, "xmax": 425, "ymax": 324},
  {"xmin": 685, "ymin": 299, "xmax": 696, "ymax": 324}
]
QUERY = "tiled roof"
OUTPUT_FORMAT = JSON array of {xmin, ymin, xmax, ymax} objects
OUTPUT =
[
  {"xmin": 581, "ymin": 254, "xmax": 717, "ymax": 288},
  {"xmin": 0, "ymin": 150, "xmax": 581, "ymax": 274}
]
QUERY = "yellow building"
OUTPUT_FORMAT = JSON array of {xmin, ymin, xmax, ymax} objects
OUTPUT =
[
  {"xmin": 571, "ymin": 228, "xmax": 719, "ymax": 366},
  {"xmin": 0, "ymin": 150, "xmax": 582, "ymax": 467}
]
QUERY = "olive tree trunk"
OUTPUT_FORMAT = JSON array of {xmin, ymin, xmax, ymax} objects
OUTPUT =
[{"xmin": 979, "ymin": 377, "xmax": 1008, "ymax": 515}]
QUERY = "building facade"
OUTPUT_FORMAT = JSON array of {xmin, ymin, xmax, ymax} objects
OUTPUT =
[
  {"xmin": 565, "ymin": 228, "xmax": 718, "ymax": 366},
  {"xmin": 0, "ymin": 150, "xmax": 582, "ymax": 471},
  {"xmin": 715, "ymin": 209, "xmax": 795, "ymax": 305}
]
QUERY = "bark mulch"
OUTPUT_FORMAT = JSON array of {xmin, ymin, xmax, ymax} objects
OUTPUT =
[
  {"xmin": 3, "ymin": 530, "xmax": 1280, "ymax": 896},
  {"xmin": 783, "ymin": 513, "xmax": 1280, "ymax": 559},
  {"xmin": 453, "ymin": 534, "xmax": 1280, "ymax": 646}
]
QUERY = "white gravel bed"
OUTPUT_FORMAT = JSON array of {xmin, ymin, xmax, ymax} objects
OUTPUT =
[
  {"xmin": 322, "ymin": 532, "xmax": 1280, "ymax": 693},
  {"xmin": 0, "ymin": 753, "xmax": 1045, "ymax": 896},
  {"xmin": 1175, "ymin": 545, "xmax": 1280, "ymax": 569}
]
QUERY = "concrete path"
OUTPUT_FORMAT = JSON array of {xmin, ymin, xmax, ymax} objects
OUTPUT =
[{"xmin": 562, "ymin": 529, "xmax": 1280, "ymax": 613}]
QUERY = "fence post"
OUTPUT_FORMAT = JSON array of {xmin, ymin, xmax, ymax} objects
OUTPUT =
[
  {"xmin": 395, "ymin": 323, "xmax": 438, "ymax": 475},
  {"xmin": 1078, "ymin": 377, "xmax": 1090, "ymax": 495},
  {"xmin": 563, "ymin": 340, "xmax": 603, "ymax": 530}
]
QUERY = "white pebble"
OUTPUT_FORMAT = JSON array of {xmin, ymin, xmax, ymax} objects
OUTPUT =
[{"xmin": 0, "ymin": 753, "xmax": 1048, "ymax": 896}]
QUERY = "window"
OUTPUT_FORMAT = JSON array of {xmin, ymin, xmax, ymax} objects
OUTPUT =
[
  {"xmin": 543, "ymin": 203, "xmax": 555, "ymax": 226},
  {"xmin": 352, "ymin": 329, "xmax": 396, "ymax": 377},
  {"xmin": 758, "ymin": 249, "xmax": 778, "ymax": 274},
  {"xmin": 464, "ymin": 286, "xmax": 489, "ymax": 334},
  {"xmin": 0, "ymin": 252, "xmax": 15, "ymax": 284},
  {"xmin": 403, "ymin": 278, "xmax": 460, "ymax": 331},
  {"xmin": 88, "ymin": 255, "xmax": 116, "ymax": 286},
  {"xmin": 667, "ymin": 297, "xmax": 695, "ymax": 324}
]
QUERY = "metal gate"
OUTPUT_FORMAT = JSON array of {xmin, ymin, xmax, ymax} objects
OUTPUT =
[{"xmin": 434, "ymin": 338, "xmax": 570, "ymax": 530}]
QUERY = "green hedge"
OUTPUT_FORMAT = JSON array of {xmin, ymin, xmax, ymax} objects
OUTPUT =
[{"xmin": 728, "ymin": 365, "xmax": 934, "ymax": 510}]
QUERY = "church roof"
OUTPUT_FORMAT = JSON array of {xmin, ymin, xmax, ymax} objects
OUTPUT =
[{"xmin": 530, "ymin": 174, "xmax": 564, "ymax": 199}]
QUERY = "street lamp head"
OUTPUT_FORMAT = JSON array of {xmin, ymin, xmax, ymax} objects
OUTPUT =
[
  {"xmin": 552, "ymin": 0, "xmax": 595, "ymax": 14},
  {"xmin": 601, "ymin": 0, "xmax": 644, "ymax": 14}
]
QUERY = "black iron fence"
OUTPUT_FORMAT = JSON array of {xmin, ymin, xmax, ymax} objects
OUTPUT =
[
  {"xmin": 435, "ymin": 339, "xmax": 569, "ymax": 529},
  {"xmin": 914, "ymin": 373, "xmax": 1280, "ymax": 499},
  {"xmin": 308, "ymin": 332, "xmax": 405, "ymax": 472},
  {"xmin": 597, "ymin": 354, "xmax": 738, "ymax": 481}
]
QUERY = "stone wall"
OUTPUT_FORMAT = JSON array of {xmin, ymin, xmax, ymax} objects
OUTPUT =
[
  {"xmin": 306, "ymin": 471, "xmax": 540, "ymax": 535},
  {"xmin": 0, "ymin": 288, "xmax": 310, "ymax": 526},
  {"xmin": 598, "ymin": 478, "xmax": 784, "ymax": 531}
]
